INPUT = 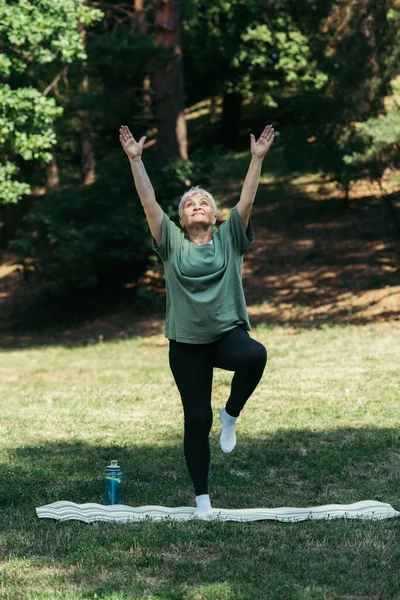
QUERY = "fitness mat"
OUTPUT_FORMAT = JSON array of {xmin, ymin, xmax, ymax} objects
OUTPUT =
[{"xmin": 36, "ymin": 500, "xmax": 399, "ymax": 523}]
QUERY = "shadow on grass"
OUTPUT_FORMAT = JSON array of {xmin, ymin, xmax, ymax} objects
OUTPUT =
[{"xmin": 1, "ymin": 428, "xmax": 399, "ymax": 599}]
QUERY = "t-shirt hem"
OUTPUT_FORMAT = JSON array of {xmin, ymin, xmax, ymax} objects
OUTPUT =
[
  {"xmin": 166, "ymin": 322, "xmax": 250, "ymax": 344},
  {"xmin": 168, "ymin": 335, "xmax": 224, "ymax": 344}
]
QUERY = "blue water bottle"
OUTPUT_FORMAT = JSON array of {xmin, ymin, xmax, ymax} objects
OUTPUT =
[{"xmin": 104, "ymin": 460, "xmax": 122, "ymax": 505}]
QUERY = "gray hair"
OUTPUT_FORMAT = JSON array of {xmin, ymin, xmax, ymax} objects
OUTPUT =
[{"xmin": 178, "ymin": 186, "xmax": 217, "ymax": 217}]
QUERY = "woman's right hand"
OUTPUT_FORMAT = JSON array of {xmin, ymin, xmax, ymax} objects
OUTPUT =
[{"xmin": 119, "ymin": 125, "xmax": 146, "ymax": 162}]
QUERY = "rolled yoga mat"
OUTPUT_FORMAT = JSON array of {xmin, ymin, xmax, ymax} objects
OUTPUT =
[{"xmin": 36, "ymin": 500, "xmax": 400, "ymax": 523}]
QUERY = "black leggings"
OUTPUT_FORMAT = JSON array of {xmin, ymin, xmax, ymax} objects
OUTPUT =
[{"xmin": 169, "ymin": 325, "xmax": 267, "ymax": 496}]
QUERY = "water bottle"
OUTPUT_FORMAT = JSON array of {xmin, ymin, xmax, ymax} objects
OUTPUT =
[{"xmin": 104, "ymin": 460, "xmax": 122, "ymax": 505}]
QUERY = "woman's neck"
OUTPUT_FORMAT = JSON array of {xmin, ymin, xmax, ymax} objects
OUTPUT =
[{"xmin": 186, "ymin": 225, "xmax": 213, "ymax": 245}]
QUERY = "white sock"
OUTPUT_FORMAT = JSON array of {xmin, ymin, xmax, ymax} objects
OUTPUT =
[
  {"xmin": 219, "ymin": 407, "xmax": 237, "ymax": 453},
  {"xmin": 191, "ymin": 494, "xmax": 213, "ymax": 519}
]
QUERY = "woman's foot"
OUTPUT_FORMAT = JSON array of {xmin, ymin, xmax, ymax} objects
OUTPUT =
[
  {"xmin": 191, "ymin": 494, "xmax": 213, "ymax": 519},
  {"xmin": 219, "ymin": 408, "xmax": 237, "ymax": 452}
]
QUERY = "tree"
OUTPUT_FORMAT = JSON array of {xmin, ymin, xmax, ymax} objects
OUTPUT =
[
  {"xmin": 182, "ymin": 0, "xmax": 329, "ymax": 149},
  {"xmin": 77, "ymin": 25, "xmax": 96, "ymax": 186},
  {"xmin": 153, "ymin": 0, "xmax": 188, "ymax": 161},
  {"xmin": 8, "ymin": 0, "xmax": 197, "ymax": 290},
  {"xmin": 0, "ymin": 0, "xmax": 103, "ymax": 205},
  {"xmin": 343, "ymin": 74, "xmax": 400, "ymax": 232},
  {"xmin": 274, "ymin": 0, "xmax": 400, "ymax": 204}
]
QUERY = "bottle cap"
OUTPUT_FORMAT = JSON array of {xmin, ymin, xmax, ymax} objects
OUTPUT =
[{"xmin": 106, "ymin": 460, "xmax": 120, "ymax": 469}]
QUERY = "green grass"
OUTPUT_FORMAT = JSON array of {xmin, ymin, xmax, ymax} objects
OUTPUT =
[{"xmin": 0, "ymin": 323, "xmax": 399, "ymax": 600}]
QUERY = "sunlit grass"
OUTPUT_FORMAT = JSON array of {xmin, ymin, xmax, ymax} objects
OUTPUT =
[{"xmin": 0, "ymin": 323, "xmax": 399, "ymax": 599}]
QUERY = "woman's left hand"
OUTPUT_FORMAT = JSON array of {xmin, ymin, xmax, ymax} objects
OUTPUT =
[{"xmin": 250, "ymin": 125, "xmax": 275, "ymax": 158}]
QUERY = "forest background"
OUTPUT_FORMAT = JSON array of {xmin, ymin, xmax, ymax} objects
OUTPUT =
[
  {"xmin": 0, "ymin": 0, "xmax": 399, "ymax": 342},
  {"xmin": 1, "ymin": 4, "xmax": 400, "ymax": 598}
]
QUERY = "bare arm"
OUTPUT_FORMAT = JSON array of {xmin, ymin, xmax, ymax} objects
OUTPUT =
[
  {"xmin": 236, "ymin": 125, "xmax": 275, "ymax": 230},
  {"xmin": 236, "ymin": 156, "xmax": 264, "ymax": 230},
  {"xmin": 129, "ymin": 157, "xmax": 163, "ymax": 246},
  {"xmin": 119, "ymin": 126, "xmax": 163, "ymax": 246}
]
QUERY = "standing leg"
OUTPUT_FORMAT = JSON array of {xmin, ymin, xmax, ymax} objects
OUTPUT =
[
  {"xmin": 214, "ymin": 326, "xmax": 267, "ymax": 451},
  {"xmin": 169, "ymin": 340, "xmax": 215, "ymax": 515}
]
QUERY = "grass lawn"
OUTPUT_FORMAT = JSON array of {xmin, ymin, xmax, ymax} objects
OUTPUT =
[{"xmin": 0, "ymin": 322, "xmax": 399, "ymax": 599}]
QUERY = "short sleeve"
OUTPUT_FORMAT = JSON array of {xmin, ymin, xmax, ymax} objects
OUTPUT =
[
  {"xmin": 152, "ymin": 212, "xmax": 183, "ymax": 262},
  {"xmin": 218, "ymin": 205, "xmax": 255, "ymax": 255}
]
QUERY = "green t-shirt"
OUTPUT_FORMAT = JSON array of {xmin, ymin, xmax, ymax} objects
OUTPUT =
[{"xmin": 152, "ymin": 205, "xmax": 255, "ymax": 344}]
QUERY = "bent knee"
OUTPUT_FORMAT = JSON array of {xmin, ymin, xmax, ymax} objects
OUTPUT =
[
  {"xmin": 184, "ymin": 407, "xmax": 213, "ymax": 437},
  {"xmin": 246, "ymin": 341, "xmax": 267, "ymax": 367}
]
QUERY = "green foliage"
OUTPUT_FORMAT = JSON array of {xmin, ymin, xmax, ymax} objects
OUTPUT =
[
  {"xmin": 29, "ymin": 25, "xmax": 169, "ymax": 186},
  {"xmin": 4, "ymin": 0, "xmax": 400, "ymax": 292},
  {"xmin": 11, "ymin": 159, "xmax": 150, "ymax": 290},
  {"xmin": 0, "ymin": 0, "xmax": 103, "ymax": 75},
  {"xmin": 238, "ymin": 18, "xmax": 328, "ymax": 93},
  {"xmin": 182, "ymin": 0, "xmax": 330, "ymax": 105},
  {"xmin": 344, "ymin": 111, "xmax": 400, "ymax": 174},
  {"xmin": 0, "ymin": 84, "xmax": 62, "ymax": 160},
  {"xmin": 281, "ymin": 1, "xmax": 400, "ymax": 198},
  {"xmin": 0, "ymin": 162, "xmax": 30, "ymax": 204},
  {"xmin": 0, "ymin": 0, "xmax": 103, "ymax": 205},
  {"xmin": 80, "ymin": 28, "xmax": 167, "ymax": 154},
  {"xmin": 343, "ymin": 78, "xmax": 400, "ymax": 182},
  {"xmin": 183, "ymin": 0, "xmax": 400, "ymax": 197},
  {"xmin": 0, "ymin": 84, "xmax": 63, "ymax": 203},
  {"xmin": 325, "ymin": 1, "xmax": 399, "ymax": 121}
]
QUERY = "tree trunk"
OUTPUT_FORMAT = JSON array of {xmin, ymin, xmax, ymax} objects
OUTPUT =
[
  {"xmin": 134, "ymin": 0, "xmax": 147, "ymax": 35},
  {"xmin": 153, "ymin": 0, "xmax": 188, "ymax": 161},
  {"xmin": 342, "ymin": 181, "xmax": 350, "ymax": 208},
  {"xmin": 134, "ymin": 0, "xmax": 152, "ymax": 116},
  {"xmin": 78, "ymin": 27, "xmax": 96, "ymax": 186},
  {"xmin": 221, "ymin": 91, "xmax": 242, "ymax": 150},
  {"xmin": 46, "ymin": 147, "xmax": 60, "ymax": 190}
]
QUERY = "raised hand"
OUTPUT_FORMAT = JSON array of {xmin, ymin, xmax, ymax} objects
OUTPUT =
[
  {"xmin": 250, "ymin": 125, "xmax": 275, "ymax": 158},
  {"xmin": 119, "ymin": 125, "xmax": 146, "ymax": 161}
]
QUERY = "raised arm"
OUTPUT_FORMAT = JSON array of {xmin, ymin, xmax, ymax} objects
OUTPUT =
[
  {"xmin": 119, "ymin": 125, "xmax": 164, "ymax": 246},
  {"xmin": 236, "ymin": 124, "xmax": 275, "ymax": 230}
]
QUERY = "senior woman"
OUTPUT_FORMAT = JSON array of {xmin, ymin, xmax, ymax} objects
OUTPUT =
[{"xmin": 119, "ymin": 123, "xmax": 275, "ymax": 518}]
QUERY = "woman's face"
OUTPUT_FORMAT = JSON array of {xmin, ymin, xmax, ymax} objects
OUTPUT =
[{"xmin": 179, "ymin": 194, "xmax": 216, "ymax": 229}]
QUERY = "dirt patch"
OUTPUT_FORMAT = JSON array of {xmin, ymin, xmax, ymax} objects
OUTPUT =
[{"xmin": 241, "ymin": 178, "xmax": 400, "ymax": 328}]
